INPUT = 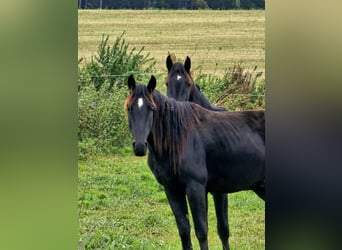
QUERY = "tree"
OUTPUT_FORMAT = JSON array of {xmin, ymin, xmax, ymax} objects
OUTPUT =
[
  {"xmin": 190, "ymin": 0, "xmax": 209, "ymax": 9},
  {"xmin": 77, "ymin": 0, "xmax": 265, "ymax": 9}
]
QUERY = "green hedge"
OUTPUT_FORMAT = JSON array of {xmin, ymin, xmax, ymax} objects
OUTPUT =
[{"xmin": 78, "ymin": 33, "xmax": 156, "ymax": 159}]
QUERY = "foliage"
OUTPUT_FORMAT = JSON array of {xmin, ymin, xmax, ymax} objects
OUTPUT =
[
  {"xmin": 78, "ymin": 33, "xmax": 158, "ymax": 158},
  {"xmin": 193, "ymin": 62, "xmax": 265, "ymax": 110},
  {"xmin": 190, "ymin": 0, "xmax": 209, "ymax": 9},
  {"xmin": 78, "ymin": 32, "xmax": 156, "ymax": 91},
  {"xmin": 78, "ymin": 0, "xmax": 264, "ymax": 9},
  {"xmin": 78, "ymin": 81, "xmax": 131, "ymax": 159}
]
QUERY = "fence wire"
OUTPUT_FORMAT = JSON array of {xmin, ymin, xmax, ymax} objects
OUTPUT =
[{"xmin": 78, "ymin": 71, "xmax": 265, "ymax": 97}]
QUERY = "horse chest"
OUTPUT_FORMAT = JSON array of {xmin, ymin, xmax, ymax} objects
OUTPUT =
[{"xmin": 147, "ymin": 154, "xmax": 178, "ymax": 186}]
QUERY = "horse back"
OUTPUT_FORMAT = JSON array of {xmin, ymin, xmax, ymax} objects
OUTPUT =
[{"xmin": 244, "ymin": 110, "xmax": 265, "ymax": 143}]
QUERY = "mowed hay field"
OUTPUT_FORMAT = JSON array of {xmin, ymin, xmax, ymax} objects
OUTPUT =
[
  {"xmin": 78, "ymin": 10, "xmax": 264, "ymax": 250},
  {"xmin": 78, "ymin": 10, "xmax": 265, "ymax": 77}
]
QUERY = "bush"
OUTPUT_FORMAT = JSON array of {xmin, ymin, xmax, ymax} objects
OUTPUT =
[
  {"xmin": 78, "ymin": 82, "xmax": 130, "ymax": 159},
  {"xmin": 79, "ymin": 32, "xmax": 156, "ymax": 91},
  {"xmin": 193, "ymin": 63, "xmax": 265, "ymax": 110},
  {"xmin": 78, "ymin": 33, "xmax": 157, "ymax": 158}
]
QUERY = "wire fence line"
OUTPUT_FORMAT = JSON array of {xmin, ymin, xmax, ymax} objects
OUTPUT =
[
  {"xmin": 220, "ymin": 94, "xmax": 265, "ymax": 97},
  {"xmin": 78, "ymin": 70, "xmax": 264, "ymax": 79},
  {"xmin": 78, "ymin": 72, "xmax": 167, "ymax": 79},
  {"xmin": 78, "ymin": 71, "xmax": 265, "ymax": 97}
]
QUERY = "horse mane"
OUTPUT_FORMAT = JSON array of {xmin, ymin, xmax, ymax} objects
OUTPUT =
[{"xmin": 151, "ymin": 90, "xmax": 200, "ymax": 174}]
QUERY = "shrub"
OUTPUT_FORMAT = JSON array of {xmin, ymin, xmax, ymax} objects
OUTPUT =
[
  {"xmin": 78, "ymin": 32, "xmax": 156, "ymax": 91},
  {"xmin": 78, "ymin": 81, "xmax": 130, "ymax": 159},
  {"xmin": 78, "ymin": 32, "xmax": 157, "ymax": 158},
  {"xmin": 193, "ymin": 63, "xmax": 265, "ymax": 110}
]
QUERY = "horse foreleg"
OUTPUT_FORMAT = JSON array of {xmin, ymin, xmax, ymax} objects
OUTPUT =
[
  {"xmin": 186, "ymin": 182, "xmax": 208, "ymax": 250},
  {"xmin": 212, "ymin": 193, "xmax": 230, "ymax": 250},
  {"xmin": 164, "ymin": 186, "xmax": 192, "ymax": 250},
  {"xmin": 252, "ymin": 183, "xmax": 265, "ymax": 201}
]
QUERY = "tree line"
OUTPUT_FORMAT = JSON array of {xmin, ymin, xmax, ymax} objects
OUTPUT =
[{"xmin": 78, "ymin": 0, "xmax": 264, "ymax": 10}]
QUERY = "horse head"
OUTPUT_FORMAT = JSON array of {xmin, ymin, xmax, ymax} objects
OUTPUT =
[
  {"xmin": 166, "ymin": 55, "xmax": 194, "ymax": 101},
  {"xmin": 126, "ymin": 75, "xmax": 156, "ymax": 156}
]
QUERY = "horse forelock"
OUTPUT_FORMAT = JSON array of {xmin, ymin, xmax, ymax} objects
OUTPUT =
[{"xmin": 124, "ymin": 84, "xmax": 156, "ymax": 112}]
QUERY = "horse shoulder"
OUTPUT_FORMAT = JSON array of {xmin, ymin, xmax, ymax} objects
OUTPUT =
[{"xmin": 180, "ymin": 130, "xmax": 208, "ymax": 185}]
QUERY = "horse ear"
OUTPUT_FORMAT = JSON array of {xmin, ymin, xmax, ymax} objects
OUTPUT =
[
  {"xmin": 128, "ymin": 74, "xmax": 136, "ymax": 90},
  {"xmin": 166, "ymin": 55, "xmax": 173, "ymax": 72},
  {"xmin": 184, "ymin": 56, "xmax": 191, "ymax": 73},
  {"xmin": 147, "ymin": 75, "xmax": 156, "ymax": 93}
]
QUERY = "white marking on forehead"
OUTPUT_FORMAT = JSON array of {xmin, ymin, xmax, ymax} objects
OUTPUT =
[
  {"xmin": 176, "ymin": 74, "xmax": 182, "ymax": 81},
  {"xmin": 137, "ymin": 98, "xmax": 144, "ymax": 109}
]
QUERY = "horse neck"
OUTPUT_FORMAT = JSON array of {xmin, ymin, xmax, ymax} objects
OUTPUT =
[
  {"xmin": 190, "ymin": 85, "xmax": 226, "ymax": 111},
  {"xmin": 149, "ymin": 92, "xmax": 199, "ymax": 173},
  {"xmin": 190, "ymin": 86, "xmax": 211, "ymax": 108}
]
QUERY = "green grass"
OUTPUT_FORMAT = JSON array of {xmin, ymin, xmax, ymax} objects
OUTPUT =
[
  {"xmin": 78, "ymin": 154, "xmax": 264, "ymax": 249},
  {"xmin": 78, "ymin": 10, "xmax": 265, "ymax": 77}
]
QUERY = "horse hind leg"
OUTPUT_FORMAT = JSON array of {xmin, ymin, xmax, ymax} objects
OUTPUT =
[{"xmin": 212, "ymin": 193, "xmax": 230, "ymax": 250}]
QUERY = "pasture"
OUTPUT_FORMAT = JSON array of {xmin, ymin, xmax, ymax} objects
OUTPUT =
[
  {"xmin": 78, "ymin": 9, "xmax": 265, "ymax": 249},
  {"xmin": 78, "ymin": 155, "xmax": 264, "ymax": 249},
  {"xmin": 78, "ymin": 9, "xmax": 265, "ymax": 76}
]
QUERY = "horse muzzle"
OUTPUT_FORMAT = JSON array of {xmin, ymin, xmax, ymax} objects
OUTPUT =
[{"xmin": 132, "ymin": 141, "xmax": 147, "ymax": 156}]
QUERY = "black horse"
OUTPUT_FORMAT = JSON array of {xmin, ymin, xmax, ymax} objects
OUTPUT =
[
  {"xmin": 167, "ymin": 55, "xmax": 231, "ymax": 249},
  {"xmin": 125, "ymin": 75, "xmax": 265, "ymax": 250}
]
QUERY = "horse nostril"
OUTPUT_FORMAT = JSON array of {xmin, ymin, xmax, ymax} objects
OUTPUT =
[
  {"xmin": 132, "ymin": 141, "xmax": 136, "ymax": 148},
  {"xmin": 145, "ymin": 142, "xmax": 147, "ymax": 148}
]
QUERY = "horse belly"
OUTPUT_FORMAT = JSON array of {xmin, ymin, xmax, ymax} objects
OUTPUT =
[{"xmin": 206, "ymin": 158, "xmax": 264, "ymax": 193}]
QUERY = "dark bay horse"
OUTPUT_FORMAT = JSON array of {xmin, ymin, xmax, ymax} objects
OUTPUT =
[
  {"xmin": 166, "ymin": 55, "xmax": 266, "ymax": 249},
  {"xmin": 167, "ymin": 55, "xmax": 230, "ymax": 249},
  {"xmin": 125, "ymin": 75, "xmax": 265, "ymax": 250}
]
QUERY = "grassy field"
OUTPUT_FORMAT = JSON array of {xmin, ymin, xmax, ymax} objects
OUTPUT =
[
  {"xmin": 78, "ymin": 9, "xmax": 265, "ymax": 249},
  {"xmin": 78, "ymin": 10, "xmax": 265, "ymax": 77},
  {"xmin": 78, "ymin": 154, "xmax": 264, "ymax": 250}
]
